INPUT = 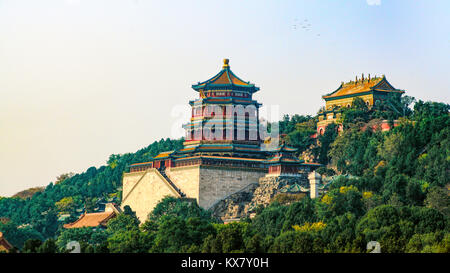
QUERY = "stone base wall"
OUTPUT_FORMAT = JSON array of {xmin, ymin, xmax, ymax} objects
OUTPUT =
[
  {"xmin": 166, "ymin": 166, "xmax": 201, "ymax": 200},
  {"xmin": 198, "ymin": 166, "xmax": 266, "ymax": 209},
  {"xmin": 121, "ymin": 169, "xmax": 179, "ymax": 222},
  {"xmin": 121, "ymin": 165, "xmax": 267, "ymax": 223}
]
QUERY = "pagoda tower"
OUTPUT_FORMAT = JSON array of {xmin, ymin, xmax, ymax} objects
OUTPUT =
[
  {"xmin": 180, "ymin": 59, "xmax": 264, "ymax": 158},
  {"xmin": 122, "ymin": 58, "xmax": 322, "ymax": 222}
]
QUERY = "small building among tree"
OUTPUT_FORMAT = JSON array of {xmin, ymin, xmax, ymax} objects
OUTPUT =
[
  {"xmin": 63, "ymin": 203, "xmax": 121, "ymax": 229},
  {"xmin": 0, "ymin": 232, "xmax": 13, "ymax": 253}
]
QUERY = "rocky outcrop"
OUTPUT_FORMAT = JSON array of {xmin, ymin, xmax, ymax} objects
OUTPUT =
[
  {"xmin": 209, "ymin": 182, "xmax": 258, "ymax": 220},
  {"xmin": 210, "ymin": 175, "xmax": 309, "ymax": 220}
]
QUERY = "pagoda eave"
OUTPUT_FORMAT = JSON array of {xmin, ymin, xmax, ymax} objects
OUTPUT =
[{"xmin": 192, "ymin": 85, "xmax": 259, "ymax": 93}]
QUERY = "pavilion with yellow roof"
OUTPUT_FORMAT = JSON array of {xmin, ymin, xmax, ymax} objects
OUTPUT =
[{"xmin": 317, "ymin": 74, "xmax": 405, "ymax": 135}]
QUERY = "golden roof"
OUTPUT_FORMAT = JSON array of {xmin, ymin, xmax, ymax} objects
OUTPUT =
[
  {"xmin": 323, "ymin": 75, "xmax": 403, "ymax": 100},
  {"xmin": 206, "ymin": 60, "xmax": 249, "ymax": 85},
  {"xmin": 153, "ymin": 150, "xmax": 175, "ymax": 159},
  {"xmin": 192, "ymin": 59, "xmax": 259, "ymax": 92}
]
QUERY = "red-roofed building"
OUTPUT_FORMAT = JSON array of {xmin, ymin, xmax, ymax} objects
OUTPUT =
[{"xmin": 64, "ymin": 203, "xmax": 121, "ymax": 229}]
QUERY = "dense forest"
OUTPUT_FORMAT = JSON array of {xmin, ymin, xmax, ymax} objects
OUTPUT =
[{"xmin": 0, "ymin": 94, "xmax": 449, "ymax": 253}]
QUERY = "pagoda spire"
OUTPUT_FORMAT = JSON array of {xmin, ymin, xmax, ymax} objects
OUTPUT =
[{"xmin": 222, "ymin": 58, "xmax": 230, "ymax": 69}]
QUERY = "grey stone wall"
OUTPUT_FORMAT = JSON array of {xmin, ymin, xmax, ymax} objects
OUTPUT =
[
  {"xmin": 198, "ymin": 166, "xmax": 266, "ymax": 209},
  {"xmin": 122, "ymin": 163, "xmax": 312, "ymax": 223}
]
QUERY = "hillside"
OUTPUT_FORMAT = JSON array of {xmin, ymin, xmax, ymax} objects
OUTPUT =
[
  {"xmin": 0, "ymin": 138, "xmax": 183, "ymax": 249},
  {"xmin": 0, "ymin": 95, "xmax": 449, "ymax": 253}
]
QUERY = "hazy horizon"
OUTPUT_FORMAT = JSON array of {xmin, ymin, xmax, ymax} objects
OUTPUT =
[{"xmin": 1, "ymin": 0, "xmax": 449, "ymax": 196}]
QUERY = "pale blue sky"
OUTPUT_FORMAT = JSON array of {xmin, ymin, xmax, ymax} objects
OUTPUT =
[{"xmin": 0, "ymin": 0, "xmax": 449, "ymax": 196}]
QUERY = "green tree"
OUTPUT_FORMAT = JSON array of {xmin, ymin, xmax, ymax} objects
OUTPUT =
[
  {"xmin": 55, "ymin": 197, "xmax": 75, "ymax": 213},
  {"xmin": 251, "ymin": 202, "xmax": 287, "ymax": 238},
  {"xmin": 147, "ymin": 196, "xmax": 212, "ymax": 223},
  {"xmin": 106, "ymin": 213, "xmax": 140, "ymax": 234},
  {"xmin": 356, "ymin": 205, "xmax": 446, "ymax": 253},
  {"xmin": 320, "ymin": 213, "xmax": 361, "ymax": 252},
  {"xmin": 151, "ymin": 216, "xmax": 214, "ymax": 253},
  {"xmin": 244, "ymin": 233, "xmax": 265, "ymax": 253},
  {"xmin": 317, "ymin": 186, "xmax": 365, "ymax": 220},
  {"xmin": 270, "ymin": 231, "xmax": 317, "ymax": 253},
  {"xmin": 0, "ymin": 221, "xmax": 43, "ymax": 250},
  {"xmin": 281, "ymin": 197, "xmax": 317, "ymax": 232},
  {"xmin": 201, "ymin": 222, "xmax": 249, "ymax": 253},
  {"xmin": 424, "ymin": 186, "xmax": 450, "ymax": 218},
  {"xmin": 22, "ymin": 239, "xmax": 42, "ymax": 253},
  {"xmin": 279, "ymin": 114, "xmax": 314, "ymax": 135},
  {"xmin": 56, "ymin": 227, "xmax": 108, "ymax": 253},
  {"xmin": 286, "ymin": 117, "xmax": 317, "ymax": 154},
  {"xmin": 37, "ymin": 239, "xmax": 57, "ymax": 253},
  {"xmin": 107, "ymin": 229, "xmax": 153, "ymax": 253},
  {"xmin": 340, "ymin": 97, "xmax": 370, "ymax": 126},
  {"xmin": 406, "ymin": 232, "xmax": 450, "ymax": 253},
  {"xmin": 313, "ymin": 123, "xmax": 339, "ymax": 165}
]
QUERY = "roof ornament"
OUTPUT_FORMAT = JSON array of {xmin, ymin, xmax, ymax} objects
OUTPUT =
[
  {"xmin": 362, "ymin": 73, "xmax": 364, "ymax": 82},
  {"xmin": 223, "ymin": 58, "xmax": 230, "ymax": 69},
  {"xmin": 192, "ymin": 58, "xmax": 259, "ymax": 93},
  {"xmin": 368, "ymin": 74, "xmax": 371, "ymax": 82}
]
